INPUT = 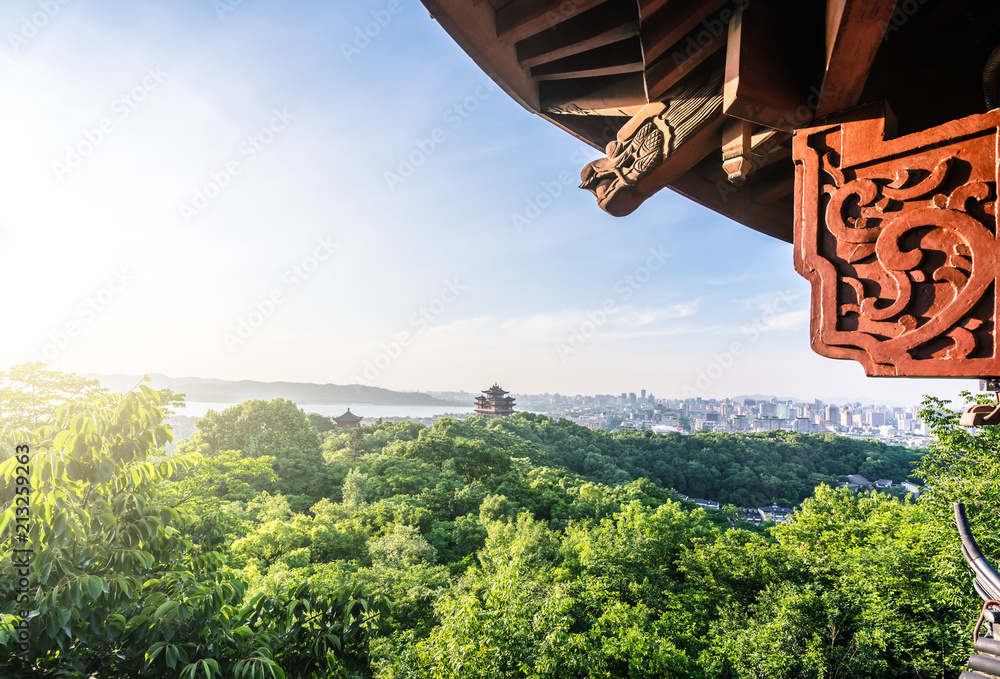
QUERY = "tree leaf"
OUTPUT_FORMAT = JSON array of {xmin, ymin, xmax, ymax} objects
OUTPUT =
[{"xmin": 87, "ymin": 575, "xmax": 103, "ymax": 600}]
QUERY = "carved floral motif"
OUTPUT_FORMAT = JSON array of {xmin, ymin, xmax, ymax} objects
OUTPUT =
[{"xmin": 793, "ymin": 106, "xmax": 1000, "ymax": 376}]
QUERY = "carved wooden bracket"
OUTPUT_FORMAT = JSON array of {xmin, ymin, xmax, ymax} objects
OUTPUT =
[
  {"xmin": 794, "ymin": 104, "xmax": 1000, "ymax": 377},
  {"xmin": 579, "ymin": 70, "xmax": 723, "ymax": 217}
]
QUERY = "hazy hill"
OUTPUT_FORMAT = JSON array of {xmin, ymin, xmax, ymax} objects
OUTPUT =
[{"xmin": 89, "ymin": 374, "xmax": 460, "ymax": 406}]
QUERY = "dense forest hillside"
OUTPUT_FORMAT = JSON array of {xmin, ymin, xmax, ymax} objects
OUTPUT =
[
  {"xmin": 0, "ymin": 364, "xmax": 994, "ymax": 678},
  {"xmin": 447, "ymin": 414, "xmax": 922, "ymax": 507}
]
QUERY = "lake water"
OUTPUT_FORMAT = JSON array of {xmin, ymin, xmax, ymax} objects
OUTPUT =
[{"xmin": 176, "ymin": 401, "xmax": 477, "ymax": 419}]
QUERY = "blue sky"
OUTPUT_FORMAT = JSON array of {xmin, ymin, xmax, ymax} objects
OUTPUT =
[{"xmin": 0, "ymin": 0, "xmax": 975, "ymax": 405}]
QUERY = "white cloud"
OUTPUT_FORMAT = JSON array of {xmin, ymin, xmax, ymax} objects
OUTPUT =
[{"xmin": 727, "ymin": 309, "xmax": 809, "ymax": 335}]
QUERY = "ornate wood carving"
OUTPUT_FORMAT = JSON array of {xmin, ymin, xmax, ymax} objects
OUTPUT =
[
  {"xmin": 793, "ymin": 104, "xmax": 1000, "ymax": 377},
  {"xmin": 579, "ymin": 70, "xmax": 723, "ymax": 216}
]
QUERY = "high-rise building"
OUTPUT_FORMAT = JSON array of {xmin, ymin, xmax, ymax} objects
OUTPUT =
[
  {"xmin": 840, "ymin": 409, "xmax": 853, "ymax": 427},
  {"xmin": 825, "ymin": 404, "xmax": 840, "ymax": 424},
  {"xmin": 866, "ymin": 411, "xmax": 885, "ymax": 427}
]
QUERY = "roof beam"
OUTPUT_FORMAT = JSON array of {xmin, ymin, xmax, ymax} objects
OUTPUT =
[
  {"xmin": 532, "ymin": 39, "xmax": 643, "ymax": 81},
  {"xmin": 541, "ymin": 73, "xmax": 648, "ymax": 116},
  {"xmin": 638, "ymin": 0, "xmax": 671, "ymax": 20},
  {"xmin": 723, "ymin": 2, "xmax": 816, "ymax": 131},
  {"xmin": 644, "ymin": 28, "xmax": 725, "ymax": 102},
  {"xmin": 815, "ymin": 0, "xmax": 898, "ymax": 118},
  {"xmin": 639, "ymin": 0, "xmax": 729, "ymax": 67},
  {"xmin": 496, "ymin": 0, "xmax": 607, "ymax": 45},
  {"xmin": 516, "ymin": 2, "xmax": 638, "ymax": 68}
]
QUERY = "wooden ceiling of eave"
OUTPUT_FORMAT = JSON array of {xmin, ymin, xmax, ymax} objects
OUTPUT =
[
  {"xmin": 643, "ymin": 17, "xmax": 726, "ymax": 103},
  {"xmin": 496, "ymin": 0, "xmax": 612, "ymax": 45},
  {"xmin": 495, "ymin": 0, "xmax": 648, "ymax": 123},
  {"xmin": 669, "ymin": 154, "xmax": 794, "ymax": 242},
  {"xmin": 545, "ymin": 112, "xmax": 630, "ymax": 151},
  {"xmin": 531, "ymin": 38, "xmax": 644, "ymax": 81},
  {"xmin": 483, "ymin": 0, "xmax": 517, "ymax": 10},
  {"xmin": 539, "ymin": 73, "xmax": 648, "ymax": 117},
  {"xmin": 516, "ymin": 1, "xmax": 639, "ymax": 68},
  {"xmin": 639, "ymin": 0, "xmax": 729, "ymax": 67}
]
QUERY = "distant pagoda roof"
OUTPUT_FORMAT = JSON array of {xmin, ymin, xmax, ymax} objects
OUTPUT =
[
  {"xmin": 475, "ymin": 383, "xmax": 516, "ymax": 417},
  {"xmin": 482, "ymin": 383, "xmax": 509, "ymax": 397},
  {"xmin": 334, "ymin": 408, "xmax": 363, "ymax": 423}
]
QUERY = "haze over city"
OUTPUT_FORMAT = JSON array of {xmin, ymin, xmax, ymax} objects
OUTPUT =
[{"xmin": 0, "ymin": 0, "xmax": 975, "ymax": 405}]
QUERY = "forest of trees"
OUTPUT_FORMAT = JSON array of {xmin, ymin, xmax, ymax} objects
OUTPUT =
[{"xmin": 0, "ymin": 363, "xmax": 996, "ymax": 678}]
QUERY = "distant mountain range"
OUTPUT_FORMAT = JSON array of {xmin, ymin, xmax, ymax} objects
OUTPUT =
[{"xmin": 88, "ymin": 374, "xmax": 461, "ymax": 407}]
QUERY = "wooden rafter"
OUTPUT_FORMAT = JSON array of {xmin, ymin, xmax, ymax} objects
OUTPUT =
[
  {"xmin": 531, "ymin": 38, "xmax": 643, "ymax": 81},
  {"xmin": 639, "ymin": 0, "xmax": 729, "ymax": 67},
  {"xmin": 638, "ymin": 0, "xmax": 671, "ymax": 20},
  {"xmin": 516, "ymin": 2, "xmax": 639, "ymax": 68},
  {"xmin": 644, "ymin": 28, "xmax": 725, "ymax": 102},
  {"xmin": 541, "ymin": 73, "xmax": 648, "ymax": 116},
  {"xmin": 496, "ymin": 0, "xmax": 608, "ymax": 44}
]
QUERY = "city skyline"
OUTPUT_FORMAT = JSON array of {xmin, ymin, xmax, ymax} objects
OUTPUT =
[{"xmin": 0, "ymin": 0, "xmax": 980, "ymax": 406}]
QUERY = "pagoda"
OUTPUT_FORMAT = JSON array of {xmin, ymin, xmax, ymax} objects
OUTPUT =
[
  {"xmin": 333, "ymin": 408, "xmax": 363, "ymax": 431},
  {"xmin": 474, "ymin": 384, "xmax": 516, "ymax": 418}
]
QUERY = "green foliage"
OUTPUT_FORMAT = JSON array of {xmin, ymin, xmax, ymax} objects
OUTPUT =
[
  {"xmin": 194, "ymin": 399, "xmax": 321, "ymax": 459},
  {"xmin": 454, "ymin": 413, "xmax": 921, "ymax": 507},
  {"xmin": 306, "ymin": 413, "xmax": 334, "ymax": 434},
  {"xmin": 0, "ymin": 383, "xmax": 384, "ymax": 678},
  {"xmin": 0, "ymin": 363, "xmax": 109, "ymax": 430},
  {"xmin": 182, "ymin": 399, "xmax": 331, "ymax": 506},
  {"xmin": 2, "ymin": 374, "xmax": 986, "ymax": 679}
]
